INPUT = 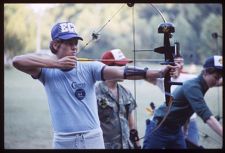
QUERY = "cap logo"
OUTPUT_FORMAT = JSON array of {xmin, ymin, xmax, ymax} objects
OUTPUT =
[
  {"xmin": 111, "ymin": 49, "xmax": 125, "ymax": 60},
  {"xmin": 59, "ymin": 23, "xmax": 76, "ymax": 33},
  {"xmin": 214, "ymin": 56, "xmax": 222, "ymax": 67}
]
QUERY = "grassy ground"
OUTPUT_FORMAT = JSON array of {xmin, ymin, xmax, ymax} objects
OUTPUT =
[
  {"xmin": 4, "ymin": 68, "xmax": 52, "ymax": 149},
  {"xmin": 4, "ymin": 65, "xmax": 223, "ymax": 149}
]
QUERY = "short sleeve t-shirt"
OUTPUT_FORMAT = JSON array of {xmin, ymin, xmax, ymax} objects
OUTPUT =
[{"xmin": 37, "ymin": 61, "xmax": 105, "ymax": 133}]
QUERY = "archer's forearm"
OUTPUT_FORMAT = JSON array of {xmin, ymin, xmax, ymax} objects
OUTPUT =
[
  {"xmin": 145, "ymin": 70, "xmax": 163, "ymax": 83},
  {"xmin": 103, "ymin": 66, "xmax": 162, "ymax": 81},
  {"xmin": 13, "ymin": 53, "xmax": 59, "ymax": 69},
  {"xmin": 206, "ymin": 116, "xmax": 223, "ymax": 137},
  {"xmin": 124, "ymin": 66, "xmax": 162, "ymax": 81},
  {"xmin": 12, "ymin": 53, "xmax": 60, "ymax": 76}
]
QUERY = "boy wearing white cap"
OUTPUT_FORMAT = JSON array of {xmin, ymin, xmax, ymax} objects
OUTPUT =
[
  {"xmin": 143, "ymin": 55, "xmax": 223, "ymax": 149},
  {"xmin": 12, "ymin": 21, "xmax": 177, "ymax": 149}
]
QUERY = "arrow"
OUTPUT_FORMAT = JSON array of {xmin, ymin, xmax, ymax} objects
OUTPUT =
[{"xmin": 77, "ymin": 58, "xmax": 164, "ymax": 62}]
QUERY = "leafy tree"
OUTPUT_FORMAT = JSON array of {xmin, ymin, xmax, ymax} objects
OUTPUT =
[
  {"xmin": 199, "ymin": 13, "xmax": 222, "ymax": 61},
  {"xmin": 4, "ymin": 3, "xmax": 222, "ymax": 65},
  {"xmin": 4, "ymin": 4, "xmax": 36, "ymax": 58}
]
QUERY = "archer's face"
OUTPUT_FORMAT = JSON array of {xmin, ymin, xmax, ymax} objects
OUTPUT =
[
  {"xmin": 56, "ymin": 39, "xmax": 79, "ymax": 58},
  {"xmin": 204, "ymin": 72, "xmax": 222, "ymax": 88},
  {"xmin": 174, "ymin": 57, "xmax": 184, "ymax": 71}
]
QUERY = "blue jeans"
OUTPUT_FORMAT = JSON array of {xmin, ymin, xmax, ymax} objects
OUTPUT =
[
  {"xmin": 53, "ymin": 128, "xmax": 105, "ymax": 149},
  {"xmin": 143, "ymin": 119, "xmax": 187, "ymax": 149},
  {"xmin": 186, "ymin": 119, "xmax": 199, "ymax": 145}
]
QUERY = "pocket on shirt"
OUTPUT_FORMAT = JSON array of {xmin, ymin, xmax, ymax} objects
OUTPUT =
[{"xmin": 97, "ymin": 98, "xmax": 114, "ymax": 123}]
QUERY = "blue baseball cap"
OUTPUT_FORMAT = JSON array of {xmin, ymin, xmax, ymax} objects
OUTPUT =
[
  {"xmin": 51, "ymin": 22, "xmax": 83, "ymax": 41},
  {"xmin": 203, "ymin": 55, "xmax": 222, "ymax": 70}
]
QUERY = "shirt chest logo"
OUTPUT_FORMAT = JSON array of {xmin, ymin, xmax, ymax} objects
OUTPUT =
[
  {"xmin": 75, "ymin": 88, "xmax": 86, "ymax": 100},
  {"xmin": 71, "ymin": 82, "xmax": 86, "ymax": 100}
]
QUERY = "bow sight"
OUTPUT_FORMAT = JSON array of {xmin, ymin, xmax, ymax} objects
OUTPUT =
[
  {"xmin": 154, "ymin": 22, "xmax": 175, "ymax": 65},
  {"xmin": 127, "ymin": 3, "xmax": 134, "ymax": 7}
]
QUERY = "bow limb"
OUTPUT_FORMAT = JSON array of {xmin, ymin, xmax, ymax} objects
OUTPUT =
[{"xmin": 151, "ymin": 5, "xmax": 183, "ymax": 134}]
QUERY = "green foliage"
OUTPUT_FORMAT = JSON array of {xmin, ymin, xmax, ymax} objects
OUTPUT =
[
  {"xmin": 4, "ymin": 3, "xmax": 222, "ymax": 64},
  {"xmin": 4, "ymin": 4, "xmax": 36, "ymax": 57},
  {"xmin": 200, "ymin": 14, "xmax": 222, "ymax": 59}
]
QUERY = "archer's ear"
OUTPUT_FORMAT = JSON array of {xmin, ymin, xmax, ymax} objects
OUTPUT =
[
  {"xmin": 49, "ymin": 41, "xmax": 60, "ymax": 54},
  {"xmin": 52, "ymin": 41, "xmax": 60, "ymax": 50}
]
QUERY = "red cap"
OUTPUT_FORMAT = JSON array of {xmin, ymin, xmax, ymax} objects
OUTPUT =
[{"xmin": 101, "ymin": 49, "xmax": 133, "ymax": 66}]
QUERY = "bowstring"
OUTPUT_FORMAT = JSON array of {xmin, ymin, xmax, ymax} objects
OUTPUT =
[
  {"xmin": 137, "ymin": 96, "xmax": 173, "ymax": 141},
  {"xmin": 131, "ymin": 4, "xmax": 138, "ymax": 132},
  {"xmin": 79, "ymin": 4, "xmax": 126, "ymax": 52},
  {"xmin": 149, "ymin": 4, "xmax": 167, "ymax": 23},
  {"xmin": 151, "ymin": 96, "xmax": 173, "ymax": 133}
]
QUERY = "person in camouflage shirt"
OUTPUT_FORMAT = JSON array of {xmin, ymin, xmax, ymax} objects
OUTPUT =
[{"xmin": 95, "ymin": 49, "xmax": 141, "ymax": 149}]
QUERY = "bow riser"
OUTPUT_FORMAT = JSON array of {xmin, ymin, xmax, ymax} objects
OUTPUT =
[{"xmin": 155, "ymin": 22, "xmax": 183, "ymax": 106}]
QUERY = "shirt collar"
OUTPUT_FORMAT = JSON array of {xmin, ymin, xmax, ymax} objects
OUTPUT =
[{"xmin": 198, "ymin": 74, "xmax": 209, "ymax": 94}]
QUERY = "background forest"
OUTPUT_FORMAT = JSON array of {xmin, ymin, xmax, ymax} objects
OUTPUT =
[{"xmin": 4, "ymin": 3, "xmax": 222, "ymax": 66}]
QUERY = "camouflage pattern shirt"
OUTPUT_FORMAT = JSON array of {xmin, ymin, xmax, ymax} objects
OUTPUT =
[{"xmin": 95, "ymin": 82, "xmax": 137, "ymax": 149}]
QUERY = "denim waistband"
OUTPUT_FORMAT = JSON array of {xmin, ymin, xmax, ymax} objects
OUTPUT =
[{"xmin": 154, "ymin": 117, "xmax": 181, "ymax": 130}]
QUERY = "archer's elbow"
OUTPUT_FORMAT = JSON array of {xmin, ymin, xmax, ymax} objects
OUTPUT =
[
  {"xmin": 12, "ymin": 55, "xmax": 25, "ymax": 70},
  {"xmin": 12, "ymin": 56, "xmax": 20, "ymax": 68}
]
